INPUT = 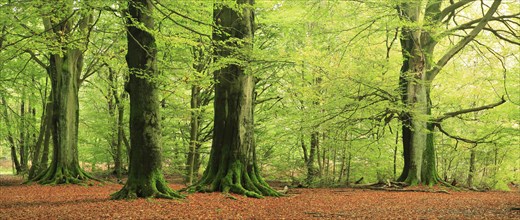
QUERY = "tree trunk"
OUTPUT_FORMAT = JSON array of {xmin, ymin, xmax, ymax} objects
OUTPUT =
[
  {"xmin": 19, "ymin": 98, "xmax": 28, "ymax": 172},
  {"xmin": 31, "ymin": 9, "xmax": 94, "ymax": 184},
  {"xmin": 306, "ymin": 131, "xmax": 318, "ymax": 185},
  {"xmin": 186, "ymin": 85, "xmax": 200, "ymax": 185},
  {"xmin": 468, "ymin": 147, "xmax": 476, "ymax": 187},
  {"xmin": 111, "ymin": 0, "xmax": 181, "ymax": 199},
  {"xmin": 1, "ymin": 96, "xmax": 22, "ymax": 174},
  {"xmin": 115, "ymin": 99, "xmax": 124, "ymax": 179},
  {"xmin": 28, "ymin": 97, "xmax": 52, "ymax": 179},
  {"xmin": 338, "ymin": 147, "xmax": 346, "ymax": 183},
  {"xmin": 40, "ymin": 103, "xmax": 52, "ymax": 172},
  {"xmin": 31, "ymin": 52, "xmax": 93, "ymax": 184},
  {"xmin": 346, "ymin": 149, "xmax": 352, "ymax": 186},
  {"xmin": 108, "ymin": 66, "xmax": 124, "ymax": 179},
  {"xmin": 190, "ymin": 0, "xmax": 279, "ymax": 198},
  {"xmin": 393, "ymin": 129, "xmax": 398, "ymax": 180},
  {"xmin": 332, "ymin": 147, "xmax": 336, "ymax": 183},
  {"xmin": 301, "ymin": 133, "xmax": 308, "ymax": 164},
  {"xmin": 396, "ymin": 0, "xmax": 501, "ymax": 186},
  {"xmin": 396, "ymin": 2, "xmax": 437, "ymax": 185}
]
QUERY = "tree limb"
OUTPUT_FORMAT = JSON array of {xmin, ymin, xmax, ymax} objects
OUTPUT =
[
  {"xmin": 24, "ymin": 50, "xmax": 48, "ymax": 69},
  {"xmin": 434, "ymin": 97, "xmax": 506, "ymax": 122},
  {"xmin": 434, "ymin": 123, "xmax": 501, "ymax": 144},
  {"xmin": 427, "ymin": 0, "xmax": 502, "ymax": 81},
  {"xmin": 151, "ymin": 2, "xmax": 211, "ymax": 38},
  {"xmin": 444, "ymin": 13, "xmax": 520, "ymax": 33},
  {"xmin": 436, "ymin": 0, "xmax": 474, "ymax": 22}
]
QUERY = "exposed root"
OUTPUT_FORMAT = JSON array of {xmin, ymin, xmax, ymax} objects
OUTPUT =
[
  {"xmin": 187, "ymin": 161, "xmax": 281, "ymax": 198},
  {"xmin": 351, "ymin": 179, "xmax": 451, "ymax": 194},
  {"xmin": 111, "ymin": 172, "xmax": 184, "ymax": 200},
  {"xmin": 27, "ymin": 163, "xmax": 100, "ymax": 185}
]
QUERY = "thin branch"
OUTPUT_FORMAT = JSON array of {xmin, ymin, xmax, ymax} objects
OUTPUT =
[
  {"xmin": 482, "ymin": 27, "xmax": 520, "ymax": 46},
  {"xmin": 443, "ymin": 13, "xmax": 520, "ymax": 35},
  {"xmin": 153, "ymin": 0, "xmax": 213, "ymax": 27},
  {"xmin": 255, "ymin": 96, "xmax": 282, "ymax": 105},
  {"xmin": 151, "ymin": 2, "xmax": 211, "ymax": 38}
]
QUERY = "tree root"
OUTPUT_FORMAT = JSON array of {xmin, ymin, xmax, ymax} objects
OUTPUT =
[
  {"xmin": 187, "ymin": 161, "xmax": 281, "ymax": 198},
  {"xmin": 350, "ymin": 179, "xmax": 451, "ymax": 194},
  {"xmin": 111, "ymin": 171, "xmax": 184, "ymax": 200},
  {"xmin": 26, "ymin": 163, "xmax": 100, "ymax": 185}
]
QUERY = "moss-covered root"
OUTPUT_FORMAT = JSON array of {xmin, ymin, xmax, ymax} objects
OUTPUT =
[
  {"xmin": 28, "ymin": 164, "xmax": 99, "ymax": 185},
  {"xmin": 111, "ymin": 174, "xmax": 184, "ymax": 200},
  {"xmin": 189, "ymin": 161, "xmax": 281, "ymax": 198}
]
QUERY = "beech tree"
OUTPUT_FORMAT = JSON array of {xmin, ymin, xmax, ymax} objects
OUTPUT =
[
  {"xmin": 395, "ymin": 0, "xmax": 514, "ymax": 185},
  {"xmin": 190, "ymin": 0, "xmax": 279, "ymax": 198},
  {"xmin": 30, "ymin": 1, "xmax": 95, "ymax": 184},
  {"xmin": 111, "ymin": 0, "xmax": 183, "ymax": 199}
]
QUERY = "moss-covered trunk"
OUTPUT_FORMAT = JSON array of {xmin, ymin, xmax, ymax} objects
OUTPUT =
[
  {"xmin": 28, "ymin": 97, "xmax": 52, "ymax": 179},
  {"xmin": 190, "ymin": 0, "xmax": 279, "ymax": 198},
  {"xmin": 396, "ymin": 0, "xmax": 500, "ymax": 186},
  {"xmin": 111, "ymin": 0, "xmax": 181, "ymax": 200},
  {"xmin": 31, "ymin": 51, "xmax": 93, "ymax": 184},
  {"xmin": 30, "ymin": 2, "xmax": 94, "ymax": 184},
  {"xmin": 396, "ymin": 2, "xmax": 439, "ymax": 185}
]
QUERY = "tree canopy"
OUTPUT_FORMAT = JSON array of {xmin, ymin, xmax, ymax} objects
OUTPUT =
[{"xmin": 0, "ymin": 0, "xmax": 518, "ymax": 195}]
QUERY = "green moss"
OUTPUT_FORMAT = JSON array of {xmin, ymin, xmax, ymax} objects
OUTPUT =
[
  {"xmin": 28, "ymin": 161, "xmax": 96, "ymax": 185},
  {"xmin": 111, "ymin": 169, "xmax": 184, "ymax": 200},
  {"xmin": 494, "ymin": 181, "xmax": 511, "ymax": 191},
  {"xmin": 188, "ymin": 160, "xmax": 280, "ymax": 198}
]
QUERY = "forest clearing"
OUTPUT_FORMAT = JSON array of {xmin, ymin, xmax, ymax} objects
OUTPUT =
[{"xmin": 1, "ymin": 175, "xmax": 519, "ymax": 219}]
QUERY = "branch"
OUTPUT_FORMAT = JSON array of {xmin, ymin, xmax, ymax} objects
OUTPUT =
[
  {"xmin": 435, "ymin": 123, "xmax": 493, "ymax": 144},
  {"xmin": 24, "ymin": 50, "xmax": 48, "ymax": 69},
  {"xmin": 435, "ymin": 0, "xmax": 474, "ymax": 22},
  {"xmin": 434, "ymin": 97, "xmax": 506, "ymax": 122},
  {"xmin": 153, "ymin": 0, "xmax": 213, "ymax": 27},
  {"xmin": 255, "ymin": 96, "xmax": 282, "ymax": 105},
  {"xmin": 151, "ymin": 2, "xmax": 211, "ymax": 38},
  {"xmin": 427, "ymin": 0, "xmax": 502, "ymax": 81},
  {"xmin": 482, "ymin": 27, "xmax": 520, "ymax": 46},
  {"xmin": 445, "ymin": 13, "xmax": 520, "ymax": 33}
]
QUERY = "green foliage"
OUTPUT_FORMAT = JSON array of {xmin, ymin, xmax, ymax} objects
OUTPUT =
[{"xmin": 0, "ymin": 0, "xmax": 517, "ymax": 190}]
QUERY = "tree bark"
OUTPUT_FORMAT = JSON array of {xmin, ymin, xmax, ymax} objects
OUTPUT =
[
  {"xmin": 306, "ymin": 131, "xmax": 319, "ymax": 185},
  {"xmin": 190, "ymin": 0, "xmax": 279, "ymax": 198},
  {"xmin": 107, "ymin": 66, "xmax": 124, "ymax": 179},
  {"xmin": 468, "ymin": 147, "xmax": 476, "ymax": 187},
  {"xmin": 31, "ymin": 4, "xmax": 94, "ymax": 184},
  {"xmin": 1, "ymin": 96, "xmax": 22, "ymax": 174},
  {"xmin": 19, "ymin": 98, "xmax": 28, "ymax": 172},
  {"xmin": 111, "ymin": 0, "xmax": 181, "ymax": 199},
  {"xmin": 186, "ymin": 85, "xmax": 200, "ymax": 185},
  {"xmin": 28, "ymin": 96, "xmax": 52, "ymax": 179},
  {"xmin": 396, "ymin": 0, "xmax": 501, "ymax": 186}
]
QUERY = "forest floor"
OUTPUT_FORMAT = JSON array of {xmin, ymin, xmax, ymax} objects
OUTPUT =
[{"xmin": 0, "ymin": 175, "xmax": 519, "ymax": 219}]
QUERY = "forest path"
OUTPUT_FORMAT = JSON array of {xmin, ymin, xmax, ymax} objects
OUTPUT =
[{"xmin": 0, "ymin": 175, "xmax": 519, "ymax": 219}]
